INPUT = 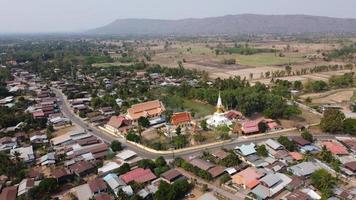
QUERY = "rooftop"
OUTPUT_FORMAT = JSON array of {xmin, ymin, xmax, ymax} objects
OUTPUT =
[
  {"xmin": 120, "ymin": 168, "xmax": 157, "ymax": 184},
  {"xmin": 322, "ymin": 141, "xmax": 349, "ymax": 155},
  {"xmin": 190, "ymin": 158, "xmax": 215, "ymax": 170},
  {"xmin": 161, "ymin": 169, "xmax": 182, "ymax": 182},
  {"xmin": 171, "ymin": 112, "xmax": 192, "ymax": 126}
]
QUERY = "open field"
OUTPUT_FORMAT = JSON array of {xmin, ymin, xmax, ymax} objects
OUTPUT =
[
  {"xmin": 183, "ymin": 99, "xmax": 216, "ymax": 117},
  {"xmin": 234, "ymin": 52, "xmax": 306, "ymax": 67},
  {"xmin": 92, "ymin": 62, "xmax": 133, "ymax": 67},
  {"xmin": 142, "ymin": 40, "xmax": 350, "ymax": 81},
  {"xmin": 299, "ymin": 88, "xmax": 356, "ymax": 104}
]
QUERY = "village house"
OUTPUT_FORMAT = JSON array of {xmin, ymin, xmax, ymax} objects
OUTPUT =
[
  {"xmin": 0, "ymin": 186, "xmax": 17, "ymax": 200},
  {"xmin": 116, "ymin": 149, "xmax": 142, "ymax": 166},
  {"xmin": 232, "ymin": 167, "xmax": 265, "ymax": 190},
  {"xmin": 88, "ymin": 178, "xmax": 108, "ymax": 196},
  {"xmin": 98, "ymin": 162, "xmax": 121, "ymax": 175},
  {"xmin": 38, "ymin": 152, "xmax": 56, "ymax": 166},
  {"xmin": 51, "ymin": 167, "xmax": 74, "ymax": 183},
  {"xmin": 241, "ymin": 120, "xmax": 260, "ymax": 135},
  {"xmin": 321, "ymin": 141, "xmax": 349, "ymax": 156},
  {"xmin": 17, "ymin": 178, "xmax": 37, "ymax": 196},
  {"xmin": 342, "ymin": 161, "xmax": 356, "ymax": 176},
  {"xmin": 160, "ymin": 169, "xmax": 184, "ymax": 183},
  {"xmin": 104, "ymin": 115, "xmax": 132, "ymax": 135},
  {"xmin": 30, "ymin": 133, "xmax": 48, "ymax": 144},
  {"xmin": 0, "ymin": 136, "xmax": 17, "ymax": 152},
  {"xmin": 103, "ymin": 173, "xmax": 126, "ymax": 196},
  {"xmin": 288, "ymin": 162, "xmax": 322, "ymax": 177},
  {"xmin": 190, "ymin": 158, "xmax": 215, "ymax": 171},
  {"xmin": 251, "ymin": 172, "xmax": 292, "ymax": 199},
  {"xmin": 10, "ymin": 146, "xmax": 35, "ymax": 163},
  {"xmin": 69, "ymin": 161, "xmax": 96, "ymax": 177},
  {"xmin": 120, "ymin": 168, "xmax": 157, "ymax": 184}
]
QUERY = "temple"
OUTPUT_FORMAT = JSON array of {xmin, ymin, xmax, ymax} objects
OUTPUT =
[{"xmin": 206, "ymin": 92, "xmax": 232, "ymax": 128}]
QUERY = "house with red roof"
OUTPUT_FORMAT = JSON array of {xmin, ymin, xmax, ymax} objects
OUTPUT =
[
  {"xmin": 231, "ymin": 167, "xmax": 265, "ymax": 189},
  {"xmin": 241, "ymin": 120, "xmax": 260, "ymax": 135},
  {"xmin": 120, "ymin": 168, "xmax": 157, "ymax": 184},
  {"xmin": 322, "ymin": 141, "xmax": 349, "ymax": 155},
  {"xmin": 171, "ymin": 112, "xmax": 192, "ymax": 127},
  {"xmin": 104, "ymin": 115, "xmax": 131, "ymax": 135},
  {"xmin": 0, "ymin": 186, "xmax": 17, "ymax": 200}
]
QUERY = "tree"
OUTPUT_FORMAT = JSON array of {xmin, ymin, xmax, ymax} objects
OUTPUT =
[
  {"xmin": 114, "ymin": 163, "xmax": 131, "ymax": 174},
  {"xmin": 200, "ymin": 120, "xmax": 208, "ymax": 131},
  {"xmin": 293, "ymin": 80, "xmax": 303, "ymax": 90},
  {"xmin": 126, "ymin": 131, "xmax": 141, "ymax": 143},
  {"xmin": 343, "ymin": 118, "xmax": 356, "ymax": 135},
  {"xmin": 172, "ymin": 135, "xmax": 188, "ymax": 149},
  {"xmin": 138, "ymin": 117, "xmax": 150, "ymax": 128},
  {"xmin": 320, "ymin": 109, "xmax": 345, "ymax": 133},
  {"xmin": 311, "ymin": 169, "xmax": 336, "ymax": 199},
  {"xmin": 78, "ymin": 111, "xmax": 86, "ymax": 118},
  {"xmin": 175, "ymin": 126, "xmax": 181, "ymax": 135},
  {"xmin": 155, "ymin": 156, "xmax": 167, "ymax": 167},
  {"xmin": 219, "ymin": 152, "xmax": 241, "ymax": 167},
  {"xmin": 301, "ymin": 130, "xmax": 313, "ymax": 142},
  {"xmin": 154, "ymin": 179, "xmax": 191, "ymax": 200},
  {"xmin": 28, "ymin": 178, "xmax": 59, "ymax": 200},
  {"xmin": 277, "ymin": 136, "xmax": 296, "ymax": 151},
  {"xmin": 110, "ymin": 140, "xmax": 123, "ymax": 152},
  {"xmin": 256, "ymin": 145, "xmax": 268, "ymax": 157},
  {"xmin": 138, "ymin": 159, "xmax": 156, "ymax": 170},
  {"xmin": 219, "ymin": 174, "xmax": 231, "ymax": 185},
  {"xmin": 258, "ymin": 122, "xmax": 268, "ymax": 133}
]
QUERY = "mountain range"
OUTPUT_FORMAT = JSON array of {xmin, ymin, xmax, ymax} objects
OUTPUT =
[{"xmin": 88, "ymin": 14, "xmax": 356, "ymax": 36}]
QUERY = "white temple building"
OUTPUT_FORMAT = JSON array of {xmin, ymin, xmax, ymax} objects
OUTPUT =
[{"xmin": 206, "ymin": 92, "xmax": 232, "ymax": 128}]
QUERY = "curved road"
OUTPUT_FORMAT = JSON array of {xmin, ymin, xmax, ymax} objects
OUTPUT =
[{"xmin": 53, "ymin": 88, "xmax": 337, "ymax": 159}]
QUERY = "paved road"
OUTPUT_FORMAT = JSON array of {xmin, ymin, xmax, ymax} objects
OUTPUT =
[{"xmin": 52, "ymin": 88, "xmax": 337, "ymax": 160}]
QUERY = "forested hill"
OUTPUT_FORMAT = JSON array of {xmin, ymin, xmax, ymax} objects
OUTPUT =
[{"xmin": 88, "ymin": 14, "xmax": 356, "ymax": 36}]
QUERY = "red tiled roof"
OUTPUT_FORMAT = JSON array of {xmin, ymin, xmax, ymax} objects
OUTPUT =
[
  {"xmin": 286, "ymin": 190, "xmax": 309, "ymax": 200},
  {"xmin": 290, "ymin": 136, "xmax": 311, "ymax": 146},
  {"xmin": 225, "ymin": 110, "xmax": 243, "ymax": 120},
  {"xmin": 0, "ymin": 186, "xmax": 17, "ymax": 200},
  {"xmin": 0, "ymin": 136, "xmax": 13, "ymax": 144},
  {"xmin": 107, "ymin": 116, "xmax": 130, "ymax": 129},
  {"xmin": 344, "ymin": 161, "xmax": 356, "ymax": 172},
  {"xmin": 289, "ymin": 152, "xmax": 303, "ymax": 161},
  {"xmin": 120, "ymin": 168, "xmax": 157, "ymax": 184},
  {"xmin": 211, "ymin": 149, "xmax": 229, "ymax": 160},
  {"xmin": 171, "ymin": 112, "xmax": 192, "ymax": 126},
  {"xmin": 127, "ymin": 100, "xmax": 165, "ymax": 121},
  {"xmin": 89, "ymin": 178, "xmax": 107, "ymax": 193},
  {"xmin": 95, "ymin": 193, "xmax": 114, "ymax": 200},
  {"xmin": 32, "ymin": 110, "xmax": 45, "ymax": 118},
  {"xmin": 242, "ymin": 120, "xmax": 259, "ymax": 134},
  {"xmin": 52, "ymin": 167, "xmax": 72, "ymax": 179},
  {"xmin": 69, "ymin": 161, "xmax": 95, "ymax": 175},
  {"xmin": 161, "ymin": 169, "xmax": 182, "ymax": 181},
  {"xmin": 208, "ymin": 166, "xmax": 225, "ymax": 178},
  {"xmin": 190, "ymin": 159, "xmax": 215, "ymax": 171},
  {"xmin": 322, "ymin": 141, "xmax": 349, "ymax": 155}
]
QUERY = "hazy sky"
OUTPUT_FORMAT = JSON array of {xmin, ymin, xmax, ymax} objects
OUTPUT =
[{"xmin": 1, "ymin": 0, "xmax": 356, "ymax": 33}]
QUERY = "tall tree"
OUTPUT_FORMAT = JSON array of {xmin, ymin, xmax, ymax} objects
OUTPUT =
[{"xmin": 320, "ymin": 109, "xmax": 345, "ymax": 133}]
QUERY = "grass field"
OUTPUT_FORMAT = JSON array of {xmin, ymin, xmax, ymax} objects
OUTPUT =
[
  {"xmin": 235, "ymin": 53, "xmax": 306, "ymax": 67},
  {"xmin": 176, "ymin": 46, "xmax": 213, "ymax": 55},
  {"xmin": 92, "ymin": 62, "xmax": 132, "ymax": 67},
  {"xmin": 183, "ymin": 99, "xmax": 215, "ymax": 117}
]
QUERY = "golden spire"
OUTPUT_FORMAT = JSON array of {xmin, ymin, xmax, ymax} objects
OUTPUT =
[{"xmin": 216, "ymin": 91, "xmax": 224, "ymax": 113}]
